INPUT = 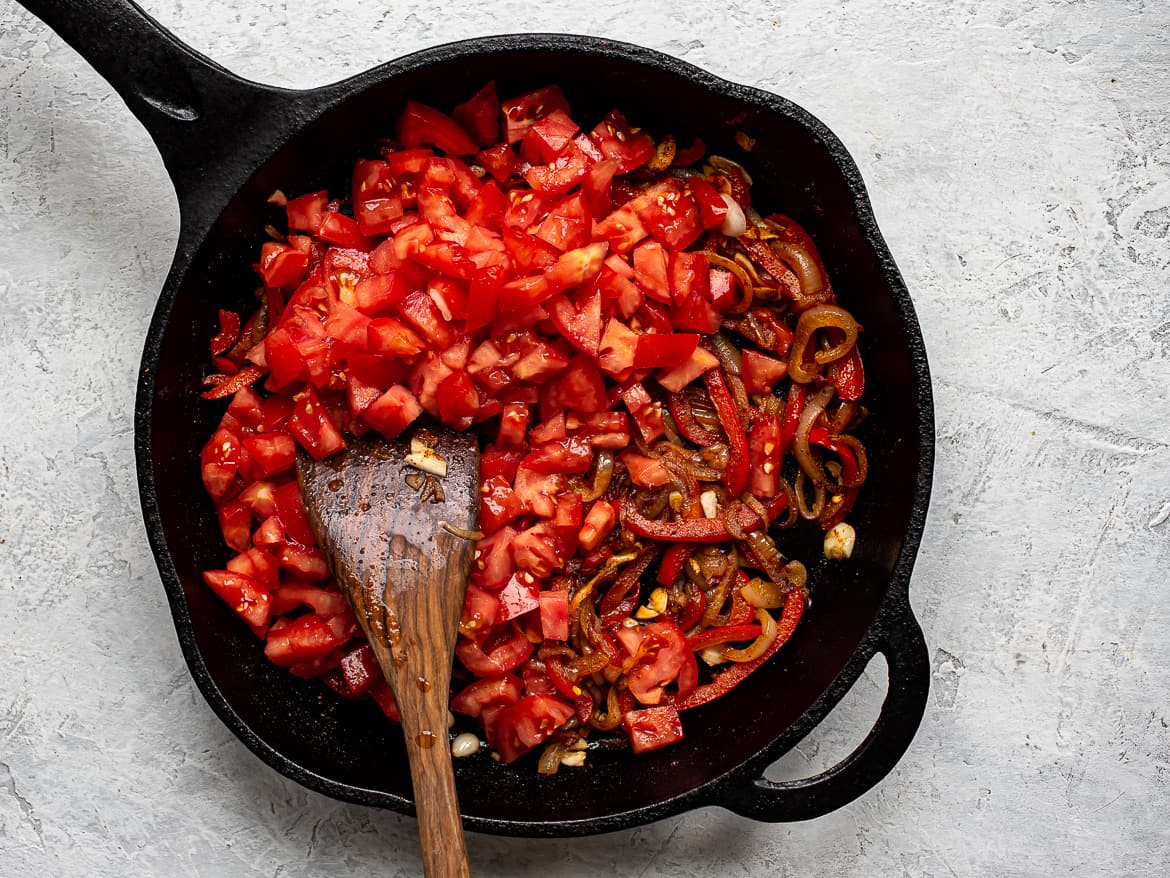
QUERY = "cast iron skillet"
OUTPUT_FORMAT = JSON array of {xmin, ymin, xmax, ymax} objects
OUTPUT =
[{"xmin": 21, "ymin": 0, "xmax": 934, "ymax": 836}]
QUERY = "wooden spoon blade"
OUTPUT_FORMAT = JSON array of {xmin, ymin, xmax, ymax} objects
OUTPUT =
[{"xmin": 297, "ymin": 428, "xmax": 480, "ymax": 673}]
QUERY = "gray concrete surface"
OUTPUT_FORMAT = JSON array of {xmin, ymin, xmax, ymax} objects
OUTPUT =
[{"xmin": 1, "ymin": 1, "xmax": 1167, "ymax": 874}]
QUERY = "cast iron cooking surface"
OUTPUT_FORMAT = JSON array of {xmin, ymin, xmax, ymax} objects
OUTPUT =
[{"xmin": 4, "ymin": 9, "xmax": 932, "ymax": 833}]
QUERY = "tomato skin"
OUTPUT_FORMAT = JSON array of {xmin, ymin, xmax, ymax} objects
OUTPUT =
[
  {"xmin": 501, "ymin": 85, "xmax": 571, "ymax": 144},
  {"xmin": 452, "ymin": 80, "xmax": 500, "ymax": 147},
  {"xmin": 450, "ymin": 673, "xmax": 523, "ymax": 718},
  {"xmin": 622, "ymin": 705, "xmax": 684, "ymax": 754},
  {"xmin": 397, "ymin": 100, "xmax": 479, "ymax": 155},
  {"xmin": 286, "ymin": 190, "xmax": 328, "ymax": 232}
]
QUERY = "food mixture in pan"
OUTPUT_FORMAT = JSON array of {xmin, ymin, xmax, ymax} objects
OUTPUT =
[{"xmin": 197, "ymin": 82, "xmax": 868, "ymax": 771}]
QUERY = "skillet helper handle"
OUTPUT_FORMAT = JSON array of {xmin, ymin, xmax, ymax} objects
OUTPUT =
[
  {"xmin": 15, "ymin": 0, "xmax": 296, "ymax": 214},
  {"xmin": 716, "ymin": 599, "xmax": 930, "ymax": 821}
]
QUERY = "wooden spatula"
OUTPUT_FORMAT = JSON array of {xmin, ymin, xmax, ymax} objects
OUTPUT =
[{"xmin": 297, "ymin": 428, "xmax": 479, "ymax": 878}]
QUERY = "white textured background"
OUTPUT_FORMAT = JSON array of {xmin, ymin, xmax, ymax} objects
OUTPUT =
[{"xmin": 2, "ymin": 1, "xmax": 1168, "ymax": 875}]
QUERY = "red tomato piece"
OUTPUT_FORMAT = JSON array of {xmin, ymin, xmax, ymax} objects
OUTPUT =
[
  {"xmin": 488, "ymin": 694, "xmax": 575, "ymax": 763},
  {"xmin": 436, "ymin": 369, "xmax": 480, "ymax": 423},
  {"xmin": 578, "ymin": 499, "xmax": 616, "ymax": 552},
  {"xmin": 455, "ymin": 621, "xmax": 535, "ymax": 677},
  {"xmin": 241, "ymin": 433, "xmax": 296, "ymax": 477},
  {"xmin": 741, "ymin": 349, "xmax": 789, "ymax": 394},
  {"xmin": 620, "ymin": 451, "xmax": 672, "ymax": 488},
  {"xmin": 202, "ymin": 570, "xmax": 272, "ymax": 636},
  {"xmin": 511, "ymin": 521, "xmax": 566, "ymax": 577},
  {"xmin": 495, "ymin": 573, "xmax": 540, "ymax": 624},
  {"xmin": 264, "ymin": 613, "xmax": 348, "ymax": 668},
  {"xmin": 633, "ymin": 333, "xmax": 699, "ymax": 369},
  {"xmin": 538, "ymin": 590, "xmax": 570, "ymax": 642},
  {"xmin": 287, "ymin": 387, "xmax": 346, "ymax": 460},
  {"xmin": 216, "ymin": 500, "xmax": 252, "ymax": 553},
  {"xmin": 258, "ymin": 242, "xmax": 309, "ymax": 289},
  {"xmin": 656, "ymin": 345, "xmax": 720, "ymax": 393},
  {"xmin": 477, "ymin": 141, "xmax": 522, "ymax": 182},
  {"xmin": 201, "ymin": 427, "xmax": 242, "ymax": 499},
  {"xmin": 522, "ymin": 436, "xmax": 593, "ymax": 475},
  {"xmin": 397, "ymin": 100, "xmax": 478, "ymax": 155},
  {"xmin": 452, "ymin": 80, "xmax": 500, "ymax": 147},
  {"xmin": 617, "ymin": 620, "xmax": 689, "ymax": 705},
  {"xmin": 496, "ymin": 402, "xmax": 529, "ymax": 450},
  {"xmin": 598, "ymin": 319, "xmax": 640, "ymax": 377},
  {"xmin": 623, "ymin": 705, "xmax": 685, "ymax": 754},
  {"xmin": 547, "ymin": 288, "xmax": 602, "ymax": 356},
  {"xmin": 450, "ymin": 673, "xmax": 523, "ymax": 718},
  {"xmin": 589, "ymin": 109, "xmax": 656, "ymax": 173},
  {"xmin": 633, "ymin": 242, "xmax": 671, "ymax": 305},
  {"xmin": 363, "ymin": 384, "xmax": 423, "ymax": 440},
  {"xmin": 620, "ymin": 382, "xmax": 665, "ymax": 443},
  {"xmin": 501, "ymin": 85, "xmax": 571, "ymax": 144},
  {"xmin": 479, "ymin": 474, "xmax": 524, "ymax": 534},
  {"xmin": 286, "ymin": 190, "xmax": 328, "ymax": 232},
  {"xmin": 521, "ymin": 109, "xmax": 580, "ymax": 164}
]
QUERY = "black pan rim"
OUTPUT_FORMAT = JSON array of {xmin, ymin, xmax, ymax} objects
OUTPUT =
[{"xmin": 133, "ymin": 32, "xmax": 934, "ymax": 836}]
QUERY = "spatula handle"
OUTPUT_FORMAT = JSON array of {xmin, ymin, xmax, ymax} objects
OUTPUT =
[{"xmin": 396, "ymin": 684, "xmax": 471, "ymax": 878}]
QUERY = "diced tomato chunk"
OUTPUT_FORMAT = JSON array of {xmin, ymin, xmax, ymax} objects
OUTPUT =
[{"xmin": 623, "ymin": 705, "xmax": 685, "ymax": 754}]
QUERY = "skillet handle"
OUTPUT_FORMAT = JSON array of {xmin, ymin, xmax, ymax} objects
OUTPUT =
[
  {"xmin": 15, "ymin": 0, "xmax": 308, "ymax": 221},
  {"xmin": 714, "ymin": 598, "xmax": 930, "ymax": 821}
]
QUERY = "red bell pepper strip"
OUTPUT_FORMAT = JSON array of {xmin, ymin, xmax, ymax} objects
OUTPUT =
[
  {"xmin": 201, "ymin": 365, "xmax": 266, "ymax": 400},
  {"xmin": 599, "ymin": 546, "xmax": 661, "ymax": 626},
  {"xmin": 209, "ymin": 309, "xmax": 241, "ymax": 357},
  {"xmin": 704, "ymin": 369, "xmax": 749, "ymax": 497},
  {"xmin": 780, "ymin": 381, "xmax": 807, "ymax": 449},
  {"xmin": 545, "ymin": 655, "xmax": 595, "ymax": 724},
  {"xmin": 832, "ymin": 344, "xmax": 865, "ymax": 402},
  {"xmin": 808, "ymin": 427, "xmax": 861, "ymax": 528},
  {"xmin": 667, "ymin": 393, "xmax": 720, "ymax": 447},
  {"xmin": 657, "ymin": 544, "xmax": 692, "ymax": 587},
  {"xmin": 675, "ymin": 590, "xmax": 804, "ymax": 710},
  {"xmin": 687, "ymin": 623, "xmax": 763, "ymax": 652},
  {"xmin": 619, "ymin": 494, "xmax": 787, "ymax": 544}
]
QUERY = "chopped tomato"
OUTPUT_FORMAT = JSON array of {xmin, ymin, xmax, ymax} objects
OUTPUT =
[
  {"xmin": 397, "ymin": 100, "xmax": 478, "ymax": 155},
  {"xmin": 488, "ymin": 694, "xmax": 575, "ymax": 763},
  {"xmin": 623, "ymin": 705, "xmax": 684, "ymax": 754}
]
